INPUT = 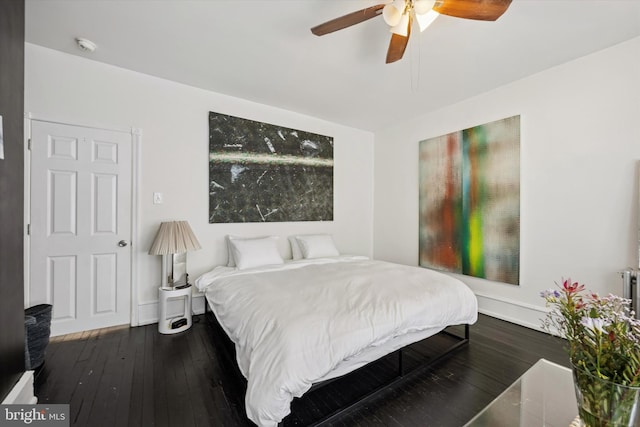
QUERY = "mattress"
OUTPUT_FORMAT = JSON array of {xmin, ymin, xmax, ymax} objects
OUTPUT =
[{"xmin": 196, "ymin": 256, "xmax": 478, "ymax": 427}]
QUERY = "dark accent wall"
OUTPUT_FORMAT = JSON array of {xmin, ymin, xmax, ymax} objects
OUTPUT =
[{"xmin": 0, "ymin": 0, "xmax": 25, "ymax": 401}]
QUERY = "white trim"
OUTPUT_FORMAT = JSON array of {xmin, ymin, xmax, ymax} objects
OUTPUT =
[
  {"xmin": 23, "ymin": 113, "xmax": 32, "ymax": 307},
  {"xmin": 2, "ymin": 371, "xmax": 37, "ymax": 405},
  {"xmin": 26, "ymin": 113, "xmax": 132, "ymax": 135},
  {"xmin": 474, "ymin": 291, "xmax": 549, "ymax": 332},
  {"xmin": 474, "ymin": 291, "xmax": 549, "ymax": 314},
  {"xmin": 137, "ymin": 294, "xmax": 206, "ymax": 326},
  {"xmin": 137, "ymin": 300, "xmax": 158, "ymax": 326},
  {"xmin": 24, "ymin": 114, "xmax": 140, "ymax": 330},
  {"xmin": 192, "ymin": 293, "xmax": 205, "ymax": 316},
  {"xmin": 129, "ymin": 128, "xmax": 142, "ymax": 326}
]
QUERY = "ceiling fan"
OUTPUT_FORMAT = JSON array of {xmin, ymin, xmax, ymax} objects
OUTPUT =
[{"xmin": 311, "ymin": 0, "xmax": 512, "ymax": 64}]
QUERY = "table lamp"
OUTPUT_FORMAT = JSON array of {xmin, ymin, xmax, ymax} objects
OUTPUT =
[{"xmin": 148, "ymin": 220, "xmax": 201, "ymax": 289}]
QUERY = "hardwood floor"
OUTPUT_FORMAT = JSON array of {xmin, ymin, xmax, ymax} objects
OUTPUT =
[{"xmin": 35, "ymin": 314, "xmax": 567, "ymax": 427}]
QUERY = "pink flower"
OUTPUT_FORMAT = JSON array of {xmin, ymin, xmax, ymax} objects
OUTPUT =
[{"xmin": 562, "ymin": 278, "xmax": 585, "ymax": 294}]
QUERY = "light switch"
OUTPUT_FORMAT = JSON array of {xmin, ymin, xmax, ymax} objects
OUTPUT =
[{"xmin": 153, "ymin": 192, "xmax": 163, "ymax": 204}]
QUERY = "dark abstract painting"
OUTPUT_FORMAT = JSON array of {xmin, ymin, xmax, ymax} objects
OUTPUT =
[
  {"xmin": 419, "ymin": 116, "xmax": 520, "ymax": 285},
  {"xmin": 208, "ymin": 112, "xmax": 334, "ymax": 223}
]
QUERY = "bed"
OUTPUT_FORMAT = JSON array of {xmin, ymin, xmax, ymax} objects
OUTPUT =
[{"xmin": 195, "ymin": 237, "xmax": 478, "ymax": 427}]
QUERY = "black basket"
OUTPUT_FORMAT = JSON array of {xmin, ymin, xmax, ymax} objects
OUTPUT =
[{"xmin": 24, "ymin": 304, "xmax": 52, "ymax": 370}]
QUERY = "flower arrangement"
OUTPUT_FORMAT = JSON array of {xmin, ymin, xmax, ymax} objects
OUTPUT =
[
  {"xmin": 541, "ymin": 279, "xmax": 640, "ymax": 426},
  {"xmin": 541, "ymin": 279, "xmax": 640, "ymax": 385}
]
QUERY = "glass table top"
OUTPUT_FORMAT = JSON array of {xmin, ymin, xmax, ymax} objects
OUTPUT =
[{"xmin": 465, "ymin": 359, "xmax": 578, "ymax": 427}]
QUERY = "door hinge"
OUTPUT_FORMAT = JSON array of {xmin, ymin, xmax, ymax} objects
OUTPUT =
[
  {"xmin": 27, "ymin": 224, "xmax": 30, "ymax": 235},
  {"xmin": 27, "ymin": 138, "xmax": 31, "ymax": 150}
]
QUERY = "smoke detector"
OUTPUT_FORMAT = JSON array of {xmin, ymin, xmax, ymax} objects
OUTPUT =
[{"xmin": 75, "ymin": 37, "xmax": 97, "ymax": 53}]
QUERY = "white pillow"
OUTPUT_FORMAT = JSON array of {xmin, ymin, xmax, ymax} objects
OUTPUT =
[
  {"xmin": 226, "ymin": 234, "xmax": 274, "ymax": 267},
  {"xmin": 228, "ymin": 236, "xmax": 284, "ymax": 270},
  {"xmin": 296, "ymin": 234, "xmax": 339, "ymax": 259},
  {"xmin": 226, "ymin": 235, "xmax": 237, "ymax": 267},
  {"xmin": 288, "ymin": 236, "xmax": 303, "ymax": 260},
  {"xmin": 226, "ymin": 235, "xmax": 244, "ymax": 267}
]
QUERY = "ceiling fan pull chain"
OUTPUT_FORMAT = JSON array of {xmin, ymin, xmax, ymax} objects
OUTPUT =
[{"xmin": 410, "ymin": 30, "xmax": 421, "ymax": 93}]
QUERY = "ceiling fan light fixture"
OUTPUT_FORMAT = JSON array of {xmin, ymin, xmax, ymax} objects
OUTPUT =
[
  {"xmin": 390, "ymin": 12, "xmax": 410, "ymax": 37},
  {"xmin": 413, "ymin": 0, "xmax": 436, "ymax": 15},
  {"xmin": 382, "ymin": 4, "xmax": 401, "ymax": 26},
  {"xmin": 415, "ymin": 9, "xmax": 439, "ymax": 32},
  {"xmin": 382, "ymin": 0, "xmax": 406, "ymax": 27}
]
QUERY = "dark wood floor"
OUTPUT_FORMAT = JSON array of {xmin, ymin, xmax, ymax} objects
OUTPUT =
[{"xmin": 35, "ymin": 314, "xmax": 568, "ymax": 427}]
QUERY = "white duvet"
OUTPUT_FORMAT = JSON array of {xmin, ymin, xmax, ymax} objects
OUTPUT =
[{"xmin": 195, "ymin": 256, "xmax": 478, "ymax": 427}]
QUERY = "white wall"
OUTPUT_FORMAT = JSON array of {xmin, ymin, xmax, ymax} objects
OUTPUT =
[
  {"xmin": 25, "ymin": 43, "xmax": 374, "ymax": 325},
  {"xmin": 374, "ymin": 36, "xmax": 640, "ymax": 329}
]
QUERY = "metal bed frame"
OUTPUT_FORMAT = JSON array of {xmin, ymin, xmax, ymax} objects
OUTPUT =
[{"xmin": 204, "ymin": 299, "xmax": 470, "ymax": 426}]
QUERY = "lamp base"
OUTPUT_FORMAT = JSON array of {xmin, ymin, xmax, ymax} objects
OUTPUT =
[{"xmin": 158, "ymin": 286, "xmax": 192, "ymax": 334}]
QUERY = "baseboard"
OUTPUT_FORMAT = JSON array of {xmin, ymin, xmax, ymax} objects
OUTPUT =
[
  {"xmin": 137, "ymin": 294, "xmax": 205, "ymax": 326},
  {"xmin": 1, "ymin": 371, "xmax": 37, "ymax": 405},
  {"xmin": 474, "ymin": 291, "xmax": 549, "ymax": 332}
]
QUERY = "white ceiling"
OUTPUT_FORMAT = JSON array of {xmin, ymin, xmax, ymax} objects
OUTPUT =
[{"xmin": 25, "ymin": 0, "xmax": 640, "ymax": 132}]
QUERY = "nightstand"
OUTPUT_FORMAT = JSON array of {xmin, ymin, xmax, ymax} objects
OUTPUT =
[{"xmin": 158, "ymin": 285, "xmax": 192, "ymax": 334}]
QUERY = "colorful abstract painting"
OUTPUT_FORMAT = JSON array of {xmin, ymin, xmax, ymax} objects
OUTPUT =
[
  {"xmin": 419, "ymin": 116, "xmax": 520, "ymax": 285},
  {"xmin": 209, "ymin": 112, "xmax": 333, "ymax": 223}
]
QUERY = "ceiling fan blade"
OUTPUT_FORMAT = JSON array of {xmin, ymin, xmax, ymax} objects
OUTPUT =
[
  {"xmin": 386, "ymin": 23, "xmax": 411, "ymax": 64},
  {"xmin": 311, "ymin": 4, "xmax": 385, "ymax": 36},
  {"xmin": 433, "ymin": 0, "xmax": 512, "ymax": 21}
]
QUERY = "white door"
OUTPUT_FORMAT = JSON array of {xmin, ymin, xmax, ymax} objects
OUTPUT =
[{"xmin": 29, "ymin": 120, "xmax": 132, "ymax": 336}]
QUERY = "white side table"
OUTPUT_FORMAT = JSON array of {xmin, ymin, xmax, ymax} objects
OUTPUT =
[{"xmin": 158, "ymin": 285, "xmax": 192, "ymax": 334}]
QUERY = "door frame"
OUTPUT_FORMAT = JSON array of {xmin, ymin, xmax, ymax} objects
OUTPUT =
[{"xmin": 23, "ymin": 113, "xmax": 143, "ymax": 328}]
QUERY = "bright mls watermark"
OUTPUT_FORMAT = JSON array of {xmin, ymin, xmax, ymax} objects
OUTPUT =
[{"xmin": 0, "ymin": 405, "xmax": 69, "ymax": 426}]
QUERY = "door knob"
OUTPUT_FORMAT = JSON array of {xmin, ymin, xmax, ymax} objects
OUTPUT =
[{"xmin": 118, "ymin": 240, "xmax": 128, "ymax": 247}]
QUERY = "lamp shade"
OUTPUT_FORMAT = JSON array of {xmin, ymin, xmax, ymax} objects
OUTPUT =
[{"xmin": 148, "ymin": 221, "xmax": 201, "ymax": 255}]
